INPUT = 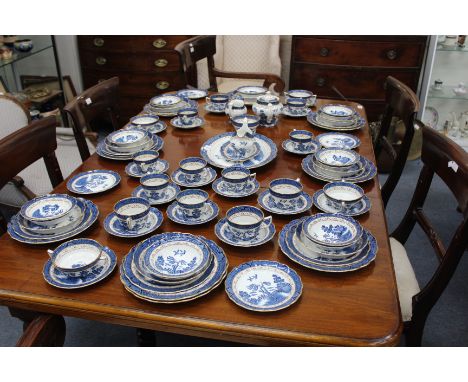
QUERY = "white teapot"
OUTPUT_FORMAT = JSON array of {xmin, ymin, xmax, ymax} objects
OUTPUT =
[
  {"xmin": 252, "ymin": 92, "xmax": 283, "ymax": 127},
  {"xmin": 225, "ymin": 99, "xmax": 247, "ymax": 120}
]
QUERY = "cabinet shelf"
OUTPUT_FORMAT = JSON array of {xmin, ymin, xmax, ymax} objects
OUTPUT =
[
  {"xmin": 428, "ymin": 86, "xmax": 468, "ymax": 101},
  {"xmin": 0, "ymin": 44, "xmax": 53, "ymax": 69},
  {"xmin": 436, "ymin": 45, "xmax": 468, "ymax": 53}
]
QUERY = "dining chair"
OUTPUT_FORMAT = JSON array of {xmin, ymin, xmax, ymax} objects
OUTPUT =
[
  {"xmin": 175, "ymin": 35, "xmax": 285, "ymax": 94},
  {"xmin": 390, "ymin": 122, "xmax": 468, "ymax": 346},
  {"xmin": 16, "ymin": 314, "xmax": 66, "ymax": 347},
  {"xmin": 374, "ymin": 76, "xmax": 420, "ymax": 208}
]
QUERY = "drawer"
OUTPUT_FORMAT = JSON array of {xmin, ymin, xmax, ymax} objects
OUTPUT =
[
  {"xmin": 290, "ymin": 64, "xmax": 420, "ymax": 100},
  {"xmin": 79, "ymin": 50, "xmax": 182, "ymax": 71},
  {"xmin": 293, "ymin": 37, "xmax": 426, "ymax": 68},
  {"xmin": 78, "ymin": 36, "xmax": 191, "ymax": 52}
]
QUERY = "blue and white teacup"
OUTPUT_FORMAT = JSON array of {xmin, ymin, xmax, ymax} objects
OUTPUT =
[
  {"xmin": 132, "ymin": 150, "xmax": 160, "ymax": 173},
  {"xmin": 221, "ymin": 165, "xmax": 256, "ymax": 192},
  {"xmin": 285, "ymin": 89, "xmax": 317, "ymax": 106},
  {"xmin": 225, "ymin": 205, "xmax": 272, "ymax": 241},
  {"xmin": 206, "ymin": 94, "xmax": 230, "ymax": 111},
  {"xmin": 129, "ymin": 114, "xmax": 159, "ymax": 128},
  {"xmin": 268, "ymin": 178, "xmax": 304, "ymax": 210},
  {"xmin": 179, "ymin": 157, "xmax": 208, "ymax": 183},
  {"xmin": 289, "ymin": 129, "xmax": 314, "ymax": 149},
  {"xmin": 176, "ymin": 189, "xmax": 209, "ymax": 219},
  {"xmin": 140, "ymin": 173, "xmax": 170, "ymax": 199},
  {"xmin": 114, "ymin": 197, "xmax": 151, "ymax": 231},
  {"xmin": 177, "ymin": 107, "xmax": 198, "ymax": 126},
  {"xmin": 323, "ymin": 181, "xmax": 364, "ymax": 211}
]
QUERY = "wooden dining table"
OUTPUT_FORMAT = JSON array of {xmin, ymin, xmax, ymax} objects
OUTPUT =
[{"xmin": 0, "ymin": 97, "xmax": 402, "ymax": 346}]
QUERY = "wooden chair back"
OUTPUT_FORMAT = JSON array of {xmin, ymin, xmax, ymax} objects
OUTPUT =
[
  {"xmin": 63, "ymin": 97, "xmax": 91, "ymax": 162},
  {"xmin": 392, "ymin": 122, "xmax": 468, "ymax": 345},
  {"xmin": 175, "ymin": 35, "xmax": 285, "ymax": 93},
  {"xmin": 375, "ymin": 76, "xmax": 420, "ymax": 207}
]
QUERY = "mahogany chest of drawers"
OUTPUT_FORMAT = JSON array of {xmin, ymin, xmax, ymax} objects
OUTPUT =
[
  {"xmin": 289, "ymin": 36, "xmax": 428, "ymax": 122},
  {"xmin": 77, "ymin": 35, "xmax": 191, "ymax": 123}
]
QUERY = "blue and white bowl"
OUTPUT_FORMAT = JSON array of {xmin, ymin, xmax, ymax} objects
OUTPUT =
[
  {"xmin": 225, "ymin": 205, "xmax": 272, "ymax": 242},
  {"xmin": 140, "ymin": 173, "xmax": 170, "ymax": 199},
  {"xmin": 321, "ymin": 104, "xmax": 355, "ymax": 118},
  {"xmin": 106, "ymin": 128, "xmax": 148, "ymax": 148},
  {"xmin": 114, "ymin": 197, "xmax": 151, "ymax": 231},
  {"xmin": 175, "ymin": 189, "xmax": 209, "ymax": 219},
  {"xmin": 323, "ymin": 182, "xmax": 364, "ymax": 210},
  {"xmin": 130, "ymin": 115, "xmax": 160, "ymax": 127},
  {"xmin": 315, "ymin": 148, "xmax": 360, "ymax": 168},
  {"xmin": 132, "ymin": 150, "xmax": 160, "ymax": 173},
  {"xmin": 20, "ymin": 194, "xmax": 77, "ymax": 228}
]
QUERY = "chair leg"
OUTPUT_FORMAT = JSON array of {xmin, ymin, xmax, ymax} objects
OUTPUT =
[
  {"xmin": 16, "ymin": 315, "xmax": 66, "ymax": 347},
  {"xmin": 404, "ymin": 319, "xmax": 425, "ymax": 347}
]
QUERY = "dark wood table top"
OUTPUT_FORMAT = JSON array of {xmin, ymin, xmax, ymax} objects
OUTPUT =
[{"xmin": 0, "ymin": 98, "xmax": 402, "ymax": 346}]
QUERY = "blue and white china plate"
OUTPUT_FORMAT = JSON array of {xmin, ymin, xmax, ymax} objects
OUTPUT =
[
  {"xmin": 167, "ymin": 200, "xmax": 219, "ymax": 225},
  {"xmin": 215, "ymin": 218, "xmax": 275, "ymax": 247},
  {"xmin": 316, "ymin": 132, "xmax": 361, "ymax": 150},
  {"xmin": 177, "ymin": 89, "xmax": 208, "ymax": 100},
  {"xmin": 307, "ymin": 112, "xmax": 365, "ymax": 131},
  {"xmin": 141, "ymin": 233, "xmax": 211, "ymax": 280},
  {"xmin": 150, "ymin": 95, "xmax": 182, "ymax": 107},
  {"xmin": 313, "ymin": 190, "xmax": 371, "ymax": 217},
  {"xmin": 204, "ymin": 103, "xmax": 227, "ymax": 114},
  {"xmin": 281, "ymin": 107, "xmax": 311, "ymax": 118},
  {"xmin": 125, "ymin": 159, "xmax": 169, "ymax": 178},
  {"xmin": 104, "ymin": 207, "xmax": 163, "ymax": 238},
  {"xmin": 67, "ymin": 170, "xmax": 121, "ymax": 195},
  {"xmin": 224, "ymin": 260, "xmax": 302, "ymax": 312},
  {"xmin": 171, "ymin": 167, "xmax": 217, "ymax": 188},
  {"xmin": 200, "ymin": 132, "xmax": 277, "ymax": 169},
  {"xmin": 106, "ymin": 128, "xmax": 148, "ymax": 146},
  {"xmin": 282, "ymin": 139, "xmax": 320, "ymax": 155},
  {"xmin": 170, "ymin": 116, "xmax": 205, "ymax": 129},
  {"xmin": 120, "ymin": 237, "xmax": 228, "ymax": 303},
  {"xmin": 43, "ymin": 245, "xmax": 117, "ymax": 289},
  {"xmin": 125, "ymin": 120, "xmax": 167, "ymax": 134},
  {"xmin": 211, "ymin": 178, "xmax": 260, "ymax": 198},
  {"xmin": 258, "ymin": 190, "xmax": 312, "ymax": 215},
  {"xmin": 97, "ymin": 134, "xmax": 163, "ymax": 161},
  {"xmin": 20, "ymin": 194, "xmax": 76, "ymax": 222},
  {"xmin": 8, "ymin": 200, "xmax": 99, "ymax": 245},
  {"xmin": 132, "ymin": 183, "xmax": 180, "ymax": 205},
  {"xmin": 279, "ymin": 218, "xmax": 377, "ymax": 272}
]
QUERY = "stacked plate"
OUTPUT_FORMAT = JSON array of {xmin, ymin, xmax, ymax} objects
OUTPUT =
[
  {"xmin": 307, "ymin": 104, "xmax": 365, "ymax": 131},
  {"xmin": 143, "ymin": 95, "xmax": 198, "ymax": 117},
  {"xmin": 302, "ymin": 148, "xmax": 377, "ymax": 183},
  {"xmin": 278, "ymin": 214, "xmax": 377, "ymax": 272},
  {"xmin": 97, "ymin": 128, "xmax": 164, "ymax": 161},
  {"xmin": 120, "ymin": 232, "xmax": 229, "ymax": 303},
  {"xmin": 7, "ymin": 194, "xmax": 99, "ymax": 244}
]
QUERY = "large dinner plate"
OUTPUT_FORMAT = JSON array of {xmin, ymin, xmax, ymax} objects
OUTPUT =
[{"xmin": 307, "ymin": 112, "xmax": 365, "ymax": 131}]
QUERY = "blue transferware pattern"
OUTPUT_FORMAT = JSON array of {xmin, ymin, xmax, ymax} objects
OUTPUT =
[
  {"xmin": 313, "ymin": 190, "xmax": 371, "ymax": 217},
  {"xmin": 104, "ymin": 207, "xmax": 163, "ymax": 238},
  {"xmin": 321, "ymin": 104, "xmax": 354, "ymax": 117},
  {"xmin": 167, "ymin": 200, "xmax": 219, "ymax": 225},
  {"xmin": 282, "ymin": 106, "xmax": 310, "ymax": 118},
  {"xmin": 107, "ymin": 129, "xmax": 147, "ymax": 145},
  {"xmin": 132, "ymin": 183, "xmax": 180, "ymax": 205},
  {"xmin": 316, "ymin": 148, "xmax": 359, "ymax": 167},
  {"xmin": 316, "ymin": 133, "xmax": 360, "ymax": 150},
  {"xmin": 97, "ymin": 134, "xmax": 164, "ymax": 161},
  {"xmin": 171, "ymin": 167, "xmax": 217, "ymax": 188},
  {"xmin": 204, "ymin": 103, "xmax": 227, "ymax": 113},
  {"xmin": 150, "ymin": 95, "xmax": 182, "ymax": 107},
  {"xmin": 220, "ymin": 140, "xmax": 259, "ymax": 162},
  {"xmin": 212, "ymin": 178, "xmax": 260, "ymax": 198},
  {"xmin": 258, "ymin": 190, "xmax": 312, "ymax": 215},
  {"xmin": 215, "ymin": 218, "xmax": 275, "ymax": 247},
  {"xmin": 224, "ymin": 260, "xmax": 302, "ymax": 312},
  {"xmin": 67, "ymin": 170, "xmax": 121, "ymax": 194},
  {"xmin": 125, "ymin": 159, "xmax": 169, "ymax": 178},
  {"xmin": 126, "ymin": 121, "xmax": 166, "ymax": 134},
  {"xmin": 21, "ymin": 194, "xmax": 76, "ymax": 221},
  {"xmin": 43, "ymin": 246, "xmax": 117, "ymax": 289},
  {"xmin": 170, "ymin": 116, "xmax": 205, "ymax": 129},
  {"xmin": 307, "ymin": 112, "xmax": 365, "ymax": 131},
  {"xmin": 282, "ymin": 139, "xmax": 319, "ymax": 155},
  {"xmin": 177, "ymin": 89, "xmax": 208, "ymax": 100}
]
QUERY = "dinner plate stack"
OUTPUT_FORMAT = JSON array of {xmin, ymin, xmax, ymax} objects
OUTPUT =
[
  {"xmin": 120, "ymin": 232, "xmax": 229, "ymax": 303},
  {"xmin": 7, "ymin": 194, "xmax": 99, "ymax": 245},
  {"xmin": 307, "ymin": 104, "xmax": 365, "ymax": 131},
  {"xmin": 278, "ymin": 214, "xmax": 377, "ymax": 272},
  {"xmin": 301, "ymin": 147, "xmax": 377, "ymax": 183},
  {"xmin": 96, "ymin": 128, "xmax": 164, "ymax": 161},
  {"xmin": 143, "ymin": 95, "xmax": 198, "ymax": 117}
]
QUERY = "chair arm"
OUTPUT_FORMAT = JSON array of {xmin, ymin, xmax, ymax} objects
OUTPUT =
[
  {"xmin": 212, "ymin": 68, "xmax": 285, "ymax": 93},
  {"xmin": 11, "ymin": 176, "xmax": 36, "ymax": 200}
]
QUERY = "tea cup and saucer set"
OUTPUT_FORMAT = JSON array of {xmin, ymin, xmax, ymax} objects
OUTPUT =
[
  {"xmin": 282, "ymin": 129, "xmax": 320, "ymax": 155},
  {"xmin": 212, "ymin": 165, "xmax": 259, "ymax": 198},
  {"xmin": 167, "ymin": 189, "xmax": 219, "ymax": 225},
  {"xmin": 171, "ymin": 157, "xmax": 217, "ymax": 188},
  {"xmin": 205, "ymin": 94, "xmax": 230, "ymax": 114},
  {"xmin": 284, "ymin": 89, "xmax": 317, "ymax": 107},
  {"xmin": 104, "ymin": 197, "xmax": 163, "ymax": 238},
  {"xmin": 215, "ymin": 205, "xmax": 275, "ymax": 247},
  {"xmin": 170, "ymin": 107, "xmax": 205, "ymax": 129},
  {"xmin": 282, "ymin": 98, "xmax": 311, "ymax": 118},
  {"xmin": 258, "ymin": 178, "xmax": 312, "ymax": 215},
  {"xmin": 43, "ymin": 238, "xmax": 117, "ymax": 289},
  {"xmin": 125, "ymin": 150, "xmax": 169, "ymax": 178},
  {"xmin": 132, "ymin": 173, "xmax": 181, "ymax": 205},
  {"xmin": 128, "ymin": 114, "xmax": 167, "ymax": 134},
  {"xmin": 313, "ymin": 181, "xmax": 371, "ymax": 217}
]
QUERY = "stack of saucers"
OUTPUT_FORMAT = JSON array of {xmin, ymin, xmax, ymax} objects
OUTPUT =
[
  {"xmin": 7, "ymin": 194, "xmax": 99, "ymax": 245},
  {"xmin": 120, "ymin": 232, "xmax": 228, "ymax": 303},
  {"xmin": 97, "ymin": 128, "xmax": 163, "ymax": 161},
  {"xmin": 143, "ymin": 94, "xmax": 197, "ymax": 117},
  {"xmin": 302, "ymin": 148, "xmax": 377, "ymax": 183},
  {"xmin": 307, "ymin": 104, "xmax": 365, "ymax": 131},
  {"xmin": 278, "ymin": 214, "xmax": 377, "ymax": 272}
]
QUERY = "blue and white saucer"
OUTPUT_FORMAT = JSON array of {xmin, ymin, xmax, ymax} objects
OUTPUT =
[
  {"xmin": 312, "ymin": 190, "xmax": 371, "ymax": 217},
  {"xmin": 43, "ymin": 246, "xmax": 117, "ymax": 289},
  {"xmin": 204, "ymin": 103, "xmax": 227, "ymax": 114},
  {"xmin": 224, "ymin": 260, "xmax": 302, "ymax": 312},
  {"xmin": 167, "ymin": 200, "xmax": 219, "ymax": 225},
  {"xmin": 67, "ymin": 170, "xmax": 121, "ymax": 195},
  {"xmin": 170, "ymin": 116, "xmax": 205, "ymax": 129},
  {"xmin": 215, "ymin": 218, "xmax": 275, "ymax": 247},
  {"xmin": 282, "ymin": 107, "xmax": 311, "ymax": 118},
  {"xmin": 211, "ymin": 178, "xmax": 260, "ymax": 198},
  {"xmin": 171, "ymin": 167, "xmax": 217, "ymax": 188},
  {"xmin": 258, "ymin": 190, "xmax": 312, "ymax": 215},
  {"xmin": 282, "ymin": 139, "xmax": 320, "ymax": 155},
  {"xmin": 125, "ymin": 120, "xmax": 167, "ymax": 134},
  {"xmin": 104, "ymin": 207, "xmax": 163, "ymax": 238},
  {"xmin": 177, "ymin": 89, "xmax": 208, "ymax": 100},
  {"xmin": 125, "ymin": 159, "xmax": 169, "ymax": 178},
  {"xmin": 132, "ymin": 183, "xmax": 180, "ymax": 205}
]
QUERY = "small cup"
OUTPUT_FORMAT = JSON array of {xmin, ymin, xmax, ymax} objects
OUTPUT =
[
  {"xmin": 225, "ymin": 205, "xmax": 272, "ymax": 241},
  {"xmin": 221, "ymin": 165, "xmax": 256, "ymax": 192},
  {"xmin": 140, "ymin": 173, "xmax": 170, "ymax": 199},
  {"xmin": 289, "ymin": 129, "xmax": 314, "ymax": 144},
  {"xmin": 177, "ymin": 107, "xmax": 198, "ymax": 126},
  {"xmin": 206, "ymin": 94, "xmax": 229, "ymax": 110},
  {"xmin": 286, "ymin": 97, "xmax": 307, "ymax": 111},
  {"xmin": 268, "ymin": 178, "xmax": 304, "ymax": 211},
  {"xmin": 130, "ymin": 114, "xmax": 159, "ymax": 127},
  {"xmin": 285, "ymin": 89, "xmax": 317, "ymax": 106},
  {"xmin": 176, "ymin": 189, "xmax": 209, "ymax": 219},
  {"xmin": 179, "ymin": 157, "xmax": 207, "ymax": 182},
  {"xmin": 323, "ymin": 181, "xmax": 364, "ymax": 211},
  {"xmin": 114, "ymin": 197, "xmax": 151, "ymax": 231},
  {"xmin": 133, "ymin": 150, "xmax": 159, "ymax": 173}
]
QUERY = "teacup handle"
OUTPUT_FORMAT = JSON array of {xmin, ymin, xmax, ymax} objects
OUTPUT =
[
  {"xmin": 205, "ymin": 96, "xmax": 211, "ymax": 103},
  {"xmin": 126, "ymin": 217, "xmax": 135, "ymax": 230},
  {"xmin": 263, "ymin": 216, "xmax": 273, "ymax": 226},
  {"xmin": 141, "ymin": 163, "xmax": 149, "ymax": 172},
  {"xmin": 47, "ymin": 249, "xmax": 58, "ymax": 267},
  {"xmin": 250, "ymin": 173, "xmax": 257, "ymax": 181}
]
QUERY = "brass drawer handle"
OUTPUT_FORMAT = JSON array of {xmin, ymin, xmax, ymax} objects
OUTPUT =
[
  {"xmin": 316, "ymin": 77, "xmax": 326, "ymax": 87},
  {"xmin": 93, "ymin": 38, "xmax": 104, "ymax": 47},
  {"xmin": 386, "ymin": 49, "xmax": 397, "ymax": 60},
  {"xmin": 96, "ymin": 56, "xmax": 107, "ymax": 65},
  {"xmin": 153, "ymin": 39, "xmax": 167, "ymax": 49},
  {"xmin": 154, "ymin": 58, "xmax": 168, "ymax": 68},
  {"xmin": 156, "ymin": 81, "xmax": 170, "ymax": 90},
  {"xmin": 320, "ymin": 47, "xmax": 329, "ymax": 57}
]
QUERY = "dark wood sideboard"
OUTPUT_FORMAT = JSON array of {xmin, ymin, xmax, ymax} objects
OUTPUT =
[
  {"xmin": 289, "ymin": 36, "xmax": 428, "ymax": 122},
  {"xmin": 77, "ymin": 36, "xmax": 191, "ymax": 123}
]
